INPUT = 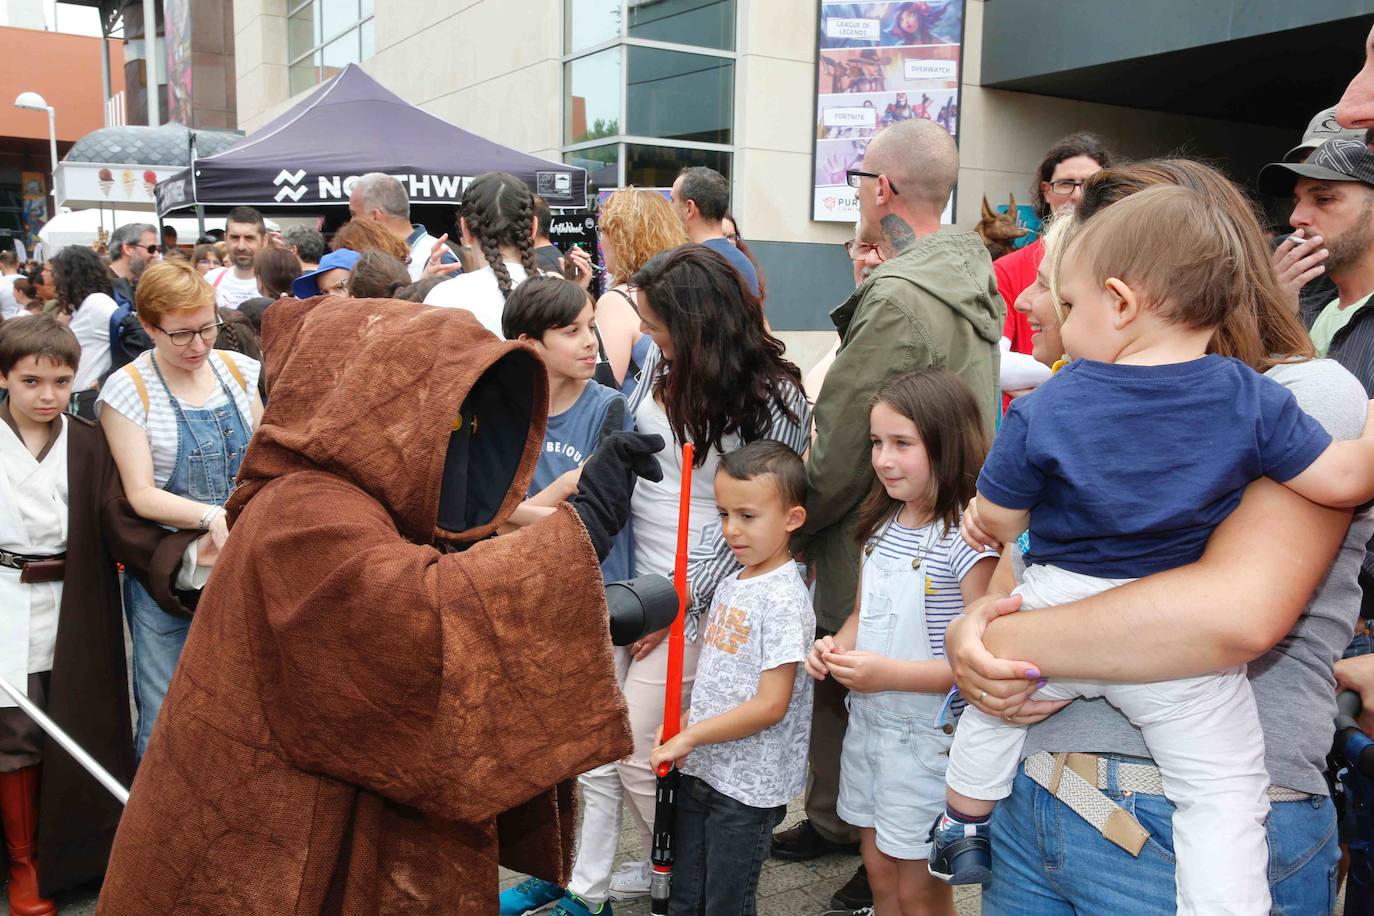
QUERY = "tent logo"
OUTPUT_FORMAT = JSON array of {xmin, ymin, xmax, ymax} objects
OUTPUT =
[{"xmin": 274, "ymin": 169, "xmax": 308, "ymax": 202}]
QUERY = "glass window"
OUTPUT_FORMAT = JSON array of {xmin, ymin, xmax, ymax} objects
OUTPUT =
[
  {"xmin": 565, "ymin": 47, "xmax": 622, "ymax": 145},
  {"xmin": 625, "ymin": 144, "xmax": 729, "ymax": 188},
  {"xmin": 566, "ymin": 145, "xmax": 620, "ymax": 200},
  {"xmin": 320, "ymin": 31, "xmax": 358, "ymax": 82},
  {"xmin": 627, "ymin": 47, "xmax": 732, "ymax": 144},
  {"xmin": 289, "ymin": 52, "xmax": 320, "ymax": 95},
  {"xmin": 287, "ymin": 1, "xmax": 319, "ymax": 62},
  {"xmin": 628, "ymin": 0, "xmax": 734, "ymax": 50},
  {"xmin": 320, "ymin": 0, "xmax": 359, "ymax": 42},
  {"xmin": 360, "ymin": 18, "xmax": 375, "ymax": 58},
  {"xmin": 566, "ymin": 0, "xmax": 622, "ymax": 53}
]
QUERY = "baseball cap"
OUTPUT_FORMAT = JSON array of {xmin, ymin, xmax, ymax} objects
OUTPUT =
[
  {"xmin": 1283, "ymin": 106, "xmax": 1366, "ymax": 163},
  {"xmin": 1257, "ymin": 139, "xmax": 1374, "ymax": 197},
  {"xmin": 290, "ymin": 248, "xmax": 361, "ymax": 298}
]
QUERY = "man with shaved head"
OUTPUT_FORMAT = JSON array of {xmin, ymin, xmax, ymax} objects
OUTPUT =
[{"xmin": 779, "ymin": 117, "xmax": 1002, "ymax": 911}]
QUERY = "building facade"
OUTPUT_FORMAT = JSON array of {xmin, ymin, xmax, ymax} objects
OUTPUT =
[{"xmin": 232, "ymin": 0, "xmax": 1370, "ymax": 331}]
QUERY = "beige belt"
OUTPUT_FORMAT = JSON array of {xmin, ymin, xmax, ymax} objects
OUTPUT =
[{"xmin": 1023, "ymin": 752, "xmax": 1311, "ymax": 857}]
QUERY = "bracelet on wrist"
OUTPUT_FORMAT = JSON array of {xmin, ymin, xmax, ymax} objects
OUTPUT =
[{"xmin": 197, "ymin": 506, "xmax": 222, "ymax": 531}]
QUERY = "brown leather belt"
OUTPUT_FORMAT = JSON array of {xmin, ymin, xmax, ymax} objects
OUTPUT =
[{"xmin": 0, "ymin": 550, "xmax": 66, "ymax": 584}]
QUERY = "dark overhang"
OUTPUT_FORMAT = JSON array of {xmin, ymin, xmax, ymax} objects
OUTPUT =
[{"xmin": 982, "ymin": 1, "xmax": 1374, "ymax": 128}]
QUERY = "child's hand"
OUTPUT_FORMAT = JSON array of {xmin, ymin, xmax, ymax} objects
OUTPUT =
[
  {"xmin": 823, "ymin": 649, "xmax": 892, "ymax": 693},
  {"xmin": 650, "ymin": 729, "xmax": 695, "ymax": 771},
  {"xmin": 552, "ymin": 466, "xmax": 582, "ymax": 501},
  {"xmin": 806, "ymin": 635, "xmax": 838, "ymax": 680},
  {"xmin": 960, "ymin": 496, "xmax": 1001, "ymax": 552}
]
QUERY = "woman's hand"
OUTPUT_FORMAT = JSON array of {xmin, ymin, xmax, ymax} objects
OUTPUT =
[
  {"xmin": 552, "ymin": 466, "xmax": 583, "ymax": 501},
  {"xmin": 960, "ymin": 496, "xmax": 1001, "ymax": 552},
  {"xmin": 631, "ymin": 627, "xmax": 668, "ymax": 661},
  {"xmin": 946, "ymin": 593, "xmax": 1065, "ymax": 723},
  {"xmin": 421, "ymin": 234, "xmax": 464, "ymax": 279},
  {"xmin": 822, "ymin": 649, "xmax": 892, "ymax": 693},
  {"xmin": 208, "ymin": 510, "xmax": 230, "ymax": 551},
  {"xmin": 1271, "ymin": 228, "xmax": 1327, "ymax": 314},
  {"xmin": 806, "ymin": 635, "xmax": 837, "ymax": 681},
  {"xmin": 564, "ymin": 246, "xmax": 593, "ymax": 290}
]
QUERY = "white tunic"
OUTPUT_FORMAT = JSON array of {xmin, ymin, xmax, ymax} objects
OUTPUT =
[{"xmin": 0, "ymin": 416, "xmax": 68, "ymax": 697}]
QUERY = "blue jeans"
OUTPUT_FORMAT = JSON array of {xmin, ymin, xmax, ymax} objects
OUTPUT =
[
  {"xmin": 982, "ymin": 767, "xmax": 1339, "ymax": 915},
  {"xmin": 124, "ymin": 575, "xmax": 191, "ymax": 763},
  {"xmin": 669, "ymin": 774, "xmax": 785, "ymax": 916}
]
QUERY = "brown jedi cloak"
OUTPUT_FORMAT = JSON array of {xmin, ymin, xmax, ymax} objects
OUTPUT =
[
  {"xmin": 97, "ymin": 296, "xmax": 633, "ymax": 915},
  {"xmin": 30, "ymin": 416, "xmax": 136, "ymax": 898}
]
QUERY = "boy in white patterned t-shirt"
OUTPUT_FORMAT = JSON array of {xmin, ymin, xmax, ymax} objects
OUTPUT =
[{"xmin": 650, "ymin": 440, "xmax": 815, "ymax": 915}]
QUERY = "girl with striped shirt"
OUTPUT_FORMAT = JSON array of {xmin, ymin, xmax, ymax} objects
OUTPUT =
[{"xmin": 806, "ymin": 368, "xmax": 996, "ymax": 916}]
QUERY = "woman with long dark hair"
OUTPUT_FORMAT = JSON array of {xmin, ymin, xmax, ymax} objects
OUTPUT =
[
  {"xmin": 601, "ymin": 244, "xmax": 810, "ymax": 908},
  {"xmin": 52, "ymin": 245, "xmax": 119, "ymax": 417},
  {"xmin": 424, "ymin": 171, "xmax": 541, "ymax": 335}
]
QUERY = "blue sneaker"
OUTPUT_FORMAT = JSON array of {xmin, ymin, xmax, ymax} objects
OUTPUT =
[
  {"xmin": 927, "ymin": 812, "xmax": 992, "ymax": 886},
  {"xmin": 499, "ymin": 877, "xmax": 564, "ymax": 915},
  {"xmin": 548, "ymin": 891, "xmax": 613, "ymax": 916}
]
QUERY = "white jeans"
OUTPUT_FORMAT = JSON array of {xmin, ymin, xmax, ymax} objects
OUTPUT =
[
  {"xmin": 945, "ymin": 564, "xmax": 1271, "ymax": 916},
  {"xmin": 567, "ymin": 638, "xmax": 701, "ymax": 904}
]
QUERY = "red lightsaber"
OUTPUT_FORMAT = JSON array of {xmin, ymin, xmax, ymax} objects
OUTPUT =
[{"xmin": 650, "ymin": 441, "xmax": 693, "ymax": 914}]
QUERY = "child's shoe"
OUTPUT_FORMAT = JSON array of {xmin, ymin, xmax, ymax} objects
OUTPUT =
[
  {"xmin": 499, "ymin": 876, "xmax": 564, "ymax": 915},
  {"xmin": 548, "ymin": 891, "xmax": 613, "ymax": 916},
  {"xmin": 926, "ymin": 812, "xmax": 992, "ymax": 886},
  {"xmin": 607, "ymin": 861, "xmax": 651, "ymax": 900}
]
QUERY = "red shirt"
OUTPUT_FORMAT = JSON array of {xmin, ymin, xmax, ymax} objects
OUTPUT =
[{"xmin": 993, "ymin": 239, "xmax": 1044, "ymax": 356}]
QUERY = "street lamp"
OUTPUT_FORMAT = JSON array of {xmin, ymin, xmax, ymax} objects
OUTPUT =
[{"xmin": 14, "ymin": 92, "xmax": 58, "ymax": 204}]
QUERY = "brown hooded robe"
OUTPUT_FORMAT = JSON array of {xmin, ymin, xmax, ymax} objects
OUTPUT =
[{"xmin": 97, "ymin": 297, "xmax": 633, "ymax": 914}]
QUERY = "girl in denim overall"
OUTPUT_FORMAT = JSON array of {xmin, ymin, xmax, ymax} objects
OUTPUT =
[{"xmin": 806, "ymin": 369, "xmax": 997, "ymax": 916}]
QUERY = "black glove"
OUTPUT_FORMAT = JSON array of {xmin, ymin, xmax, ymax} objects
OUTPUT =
[{"xmin": 570, "ymin": 431, "xmax": 665, "ymax": 560}]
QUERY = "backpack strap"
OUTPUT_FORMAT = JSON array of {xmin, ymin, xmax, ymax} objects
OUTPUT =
[
  {"xmin": 121, "ymin": 362, "xmax": 150, "ymax": 416},
  {"xmin": 214, "ymin": 351, "xmax": 250, "ymax": 395}
]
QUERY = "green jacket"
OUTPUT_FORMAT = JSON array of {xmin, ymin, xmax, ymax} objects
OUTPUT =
[{"xmin": 802, "ymin": 230, "xmax": 1002, "ymax": 631}]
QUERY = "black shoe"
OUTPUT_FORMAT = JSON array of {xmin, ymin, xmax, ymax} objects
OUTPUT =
[
  {"xmin": 770, "ymin": 819, "xmax": 859, "ymax": 861},
  {"xmin": 829, "ymin": 865, "xmax": 872, "ymax": 910}
]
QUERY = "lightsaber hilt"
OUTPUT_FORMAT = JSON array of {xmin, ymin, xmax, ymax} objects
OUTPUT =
[
  {"xmin": 649, "ymin": 764, "xmax": 679, "ymax": 914},
  {"xmin": 0, "ymin": 672, "xmax": 129, "ymax": 805}
]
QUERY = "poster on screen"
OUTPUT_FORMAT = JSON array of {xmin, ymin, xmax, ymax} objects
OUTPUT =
[{"xmin": 811, "ymin": 0, "xmax": 965, "ymax": 223}]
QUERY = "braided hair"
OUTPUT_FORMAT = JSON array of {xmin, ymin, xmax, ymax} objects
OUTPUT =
[{"xmin": 459, "ymin": 171, "xmax": 540, "ymax": 300}]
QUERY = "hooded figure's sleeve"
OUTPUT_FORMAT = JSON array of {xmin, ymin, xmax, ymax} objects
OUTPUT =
[{"xmin": 239, "ymin": 472, "xmax": 632, "ymax": 825}]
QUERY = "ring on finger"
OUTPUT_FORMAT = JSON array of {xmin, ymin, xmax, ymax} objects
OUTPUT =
[{"xmin": 978, "ymin": 689, "xmax": 988, "ymax": 704}]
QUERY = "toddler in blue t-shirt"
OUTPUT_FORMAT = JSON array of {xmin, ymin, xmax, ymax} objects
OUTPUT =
[{"xmin": 931, "ymin": 185, "xmax": 1374, "ymax": 915}]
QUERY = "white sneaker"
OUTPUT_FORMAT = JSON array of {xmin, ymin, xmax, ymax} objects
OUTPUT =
[{"xmin": 607, "ymin": 861, "xmax": 651, "ymax": 900}]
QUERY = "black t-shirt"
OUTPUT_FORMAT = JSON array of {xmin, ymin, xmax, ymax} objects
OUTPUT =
[{"xmin": 533, "ymin": 244, "xmax": 563, "ymax": 273}]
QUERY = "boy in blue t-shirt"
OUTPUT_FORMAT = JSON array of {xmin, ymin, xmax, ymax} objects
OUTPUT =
[
  {"xmin": 501, "ymin": 275, "xmax": 632, "ymax": 583},
  {"xmin": 931, "ymin": 186, "xmax": 1374, "ymax": 912}
]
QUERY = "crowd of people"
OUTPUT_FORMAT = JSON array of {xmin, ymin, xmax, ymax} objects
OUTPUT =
[{"xmin": 5, "ymin": 25, "xmax": 1374, "ymax": 916}]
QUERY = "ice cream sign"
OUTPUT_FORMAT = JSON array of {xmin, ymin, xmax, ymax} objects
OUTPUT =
[{"xmin": 57, "ymin": 163, "xmax": 181, "ymax": 209}]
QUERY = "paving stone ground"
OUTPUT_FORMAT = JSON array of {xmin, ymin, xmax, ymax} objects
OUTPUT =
[{"xmin": 499, "ymin": 795, "xmax": 982, "ymax": 916}]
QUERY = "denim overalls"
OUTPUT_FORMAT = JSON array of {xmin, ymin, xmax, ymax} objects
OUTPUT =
[
  {"xmin": 836, "ymin": 518, "xmax": 956, "ymax": 859},
  {"xmin": 123, "ymin": 354, "xmax": 250, "ymax": 762}
]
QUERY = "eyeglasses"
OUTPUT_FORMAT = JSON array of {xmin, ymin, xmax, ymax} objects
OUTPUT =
[
  {"xmin": 724, "ymin": 233, "xmax": 740, "ymax": 243},
  {"xmin": 1046, "ymin": 179, "xmax": 1087, "ymax": 195},
  {"xmin": 142, "ymin": 244, "xmax": 161, "ymax": 255},
  {"xmin": 846, "ymin": 170, "xmax": 900, "ymax": 195},
  {"xmin": 844, "ymin": 239, "xmax": 884, "ymax": 262},
  {"xmin": 155, "ymin": 319, "xmax": 222, "ymax": 347}
]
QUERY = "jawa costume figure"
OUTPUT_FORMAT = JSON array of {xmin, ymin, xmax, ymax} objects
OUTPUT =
[{"xmin": 96, "ymin": 296, "xmax": 663, "ymax": 914}]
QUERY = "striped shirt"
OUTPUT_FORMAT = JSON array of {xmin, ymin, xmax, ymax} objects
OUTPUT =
[
  {"xmin": 97, "ymin": 350, "xmax": 260, "ymax": 488},
  {"xmin": 627, "ymin": 343, "xmax": 811, "ymax": 640},
  {"xmin": 867, "ymin": 519, "xmax": 997, "ymax": 660}
]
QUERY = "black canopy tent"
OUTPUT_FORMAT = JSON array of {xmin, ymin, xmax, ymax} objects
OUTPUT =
[{"xmin": 154, "ymin": 64, "xmax": 588, "ymax": 218}]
